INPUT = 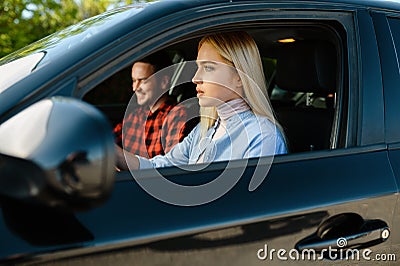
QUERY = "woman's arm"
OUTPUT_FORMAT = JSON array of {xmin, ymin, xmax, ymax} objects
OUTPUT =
[{"xmin": 115, "ymin": 124, "xmax": 201, "ymax": 170}]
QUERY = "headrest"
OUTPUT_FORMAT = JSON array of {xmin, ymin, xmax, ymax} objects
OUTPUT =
[{"xmin": 275, "ymin": 41, "xmax": 337, "ymax": 93}]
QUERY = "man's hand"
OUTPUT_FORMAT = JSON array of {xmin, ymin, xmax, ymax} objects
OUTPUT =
[{"xmin": 115, "ymin": 144, "xmax": 140, "ymax": 171}]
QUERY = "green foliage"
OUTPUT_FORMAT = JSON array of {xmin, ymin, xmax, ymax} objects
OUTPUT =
[{"xmin": 0, "ymin": 0, "xmax": 155, "ymax": 58}]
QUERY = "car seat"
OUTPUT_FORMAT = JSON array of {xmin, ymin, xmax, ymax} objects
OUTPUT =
[{"xmin": 273, "ymin": 40, "xmax": 337, "ymax": 153}]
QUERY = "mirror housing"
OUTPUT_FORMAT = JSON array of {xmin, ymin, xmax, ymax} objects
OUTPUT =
[{"xmin": 0, "ymin": 97, "xmax": 115, "ymax": 210}]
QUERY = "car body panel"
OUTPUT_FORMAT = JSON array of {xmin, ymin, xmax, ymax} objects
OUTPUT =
[{"xmin": 1, "ymin": 147, "xmax": 397, "ymax": 264}]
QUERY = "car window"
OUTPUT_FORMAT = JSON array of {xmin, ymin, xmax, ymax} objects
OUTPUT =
[
  {"xmin": 266, "ymin": 37, "xmax": 338, "ymax": 152},
  {"xmin": 83, "ymin": 49, "xmax": 198, "ymax": 130},
  {"xmin": 83, "ymin": 50, "xmax": 193, "ymax": 106},
  {"xmin": 82, "ymin": 21, "xmax": 345, "ymax": 162},
  {"xmin": 387, "ymin": 17, "xmax": 400, "ymax": 61},
  {"xmin": 84, "ymin": 67, "xmax": 132, "ymax": 106}
]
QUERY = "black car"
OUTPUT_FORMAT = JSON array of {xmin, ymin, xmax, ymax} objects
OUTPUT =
[{"xmin": 0, "ymin": 0, "xmax": 399, "ymax": 265}]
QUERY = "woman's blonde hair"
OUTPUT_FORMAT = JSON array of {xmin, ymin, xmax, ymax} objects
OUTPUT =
[{"xmin": 198, "ymin": 31, "xmax": 282, "ymax": 138}]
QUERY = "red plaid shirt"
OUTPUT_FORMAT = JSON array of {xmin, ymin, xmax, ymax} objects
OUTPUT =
[{"xmin": 114, "ymin": 98, "xmax": 191, "ymax": 158}]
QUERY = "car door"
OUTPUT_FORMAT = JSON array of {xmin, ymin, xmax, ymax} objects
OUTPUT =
[
  {"xmin": 372, "ymin": 9, "xmax": 400, "ymax": 260},
  {"xmin": 0, "ymin": 1, "xmax": 398, "ymax": 265}
]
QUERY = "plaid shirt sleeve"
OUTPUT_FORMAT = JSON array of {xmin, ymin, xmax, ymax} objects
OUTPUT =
[
  {"xmin": 161, "ymin": 104, "xmax": 191, "ymax": 153},
  {"xmin": 122, "ymin": 108, "xmax": 148, "ymax": 157}
]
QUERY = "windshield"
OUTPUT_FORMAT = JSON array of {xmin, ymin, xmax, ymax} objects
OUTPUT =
[
  {"xmin": 0, "ymin": 4, "xmax": 147, "ymax": 93},
  {"xmin": 0, "ymin": 52, "xmax": 45, "ymax": 94}
]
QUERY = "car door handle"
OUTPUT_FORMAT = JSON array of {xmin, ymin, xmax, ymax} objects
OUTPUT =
[{"xmin": 295, "ymin": 213, "xmax": 390, "ymax": 253}]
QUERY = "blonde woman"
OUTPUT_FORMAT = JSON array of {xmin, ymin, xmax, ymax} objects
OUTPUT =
[{"xmin": 116, "ymin": 31, "xmax": 287, "ymax": 170}]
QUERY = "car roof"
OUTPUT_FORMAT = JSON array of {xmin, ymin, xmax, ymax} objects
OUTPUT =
[
  {"xmin": 233, "ymin": 0, "xmax": 400, "ymax": 10},
  {"xmin": 2, "ymin": 0, "xmax": 400, "ymax": 65}
]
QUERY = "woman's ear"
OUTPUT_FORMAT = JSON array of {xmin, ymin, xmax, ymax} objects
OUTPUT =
[
  {"xmin": 235, "ymin": 74, "xmax": 245, "ymax": 96},
  {"xmin": 236, "ymin": 74, "xmax": 243, "ymax": 89}
]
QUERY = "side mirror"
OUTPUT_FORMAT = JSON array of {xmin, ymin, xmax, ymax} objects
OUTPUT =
[{"xmin": 0, "ymin": 97, "xmax": 115, "ymax": 210}]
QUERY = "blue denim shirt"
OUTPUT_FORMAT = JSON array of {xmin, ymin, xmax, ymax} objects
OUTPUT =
[{"xmin": 138, "ymin": 110, "xmax": 287, "ymax": 169}]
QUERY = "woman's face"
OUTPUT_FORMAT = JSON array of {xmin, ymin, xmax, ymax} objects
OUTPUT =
[{"xmin": 192, "ymin": 43, "xmax": 243, "ymax": 107}]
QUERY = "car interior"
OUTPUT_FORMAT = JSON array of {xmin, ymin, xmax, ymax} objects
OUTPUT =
[{"xmin": 83, "ymin": 21, "xmax": 344, "ymax": 155}]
